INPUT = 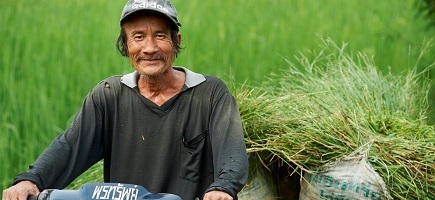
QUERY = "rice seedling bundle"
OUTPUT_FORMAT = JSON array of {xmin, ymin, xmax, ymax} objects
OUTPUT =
[{"xmin": 236, "ymin": 38, "xmax": 435, "ymax": 199}]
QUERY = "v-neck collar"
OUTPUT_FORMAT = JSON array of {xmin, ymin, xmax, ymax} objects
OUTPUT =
[{"xmin": 120, "ymin": 67, "xmax": 206, "ymax": 116}]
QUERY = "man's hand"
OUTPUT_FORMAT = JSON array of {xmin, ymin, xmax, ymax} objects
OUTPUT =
[
  {"xmin": 2, "ymin": 181, "xmax": 40, "ymax": 200},
  {"xmin": 203, "ymin": 190, "xmax": 233, "ymax": 200}
]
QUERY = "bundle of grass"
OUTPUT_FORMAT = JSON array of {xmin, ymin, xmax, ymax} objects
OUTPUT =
[{"xmin": 236, "ymin": 38, "xmax": 435, "ymax": 199}]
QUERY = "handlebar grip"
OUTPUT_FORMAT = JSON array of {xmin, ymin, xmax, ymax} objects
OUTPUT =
[
  {"xmin": 27, "ymin": 189, "xmax": 53, "ymax": 200},
  {"xmin": 27, "ymin": 196, "xmax": 38, "ymax": 200}
]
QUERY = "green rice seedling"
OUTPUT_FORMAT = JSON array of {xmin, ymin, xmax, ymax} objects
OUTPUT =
[{"xmin": 237, "ymin": 38, "xmax": 434, "ymax": 199}]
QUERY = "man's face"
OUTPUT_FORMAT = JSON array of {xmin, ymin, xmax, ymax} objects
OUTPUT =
[{"xmin": 123, "ymin": 13, "xmax": 180, "ymax": 77}]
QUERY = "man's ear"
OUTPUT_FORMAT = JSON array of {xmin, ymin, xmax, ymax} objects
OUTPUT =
[{"xmin": 177, "ymin": 33, "xmax": 181, "ymax": 45}]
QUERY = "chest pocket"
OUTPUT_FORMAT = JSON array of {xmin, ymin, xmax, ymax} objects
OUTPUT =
[
  {"xmin": 180, "ymin": 129, "xmax": 208, "ymax": 182},
  {"xmin": 178, "ymin": 81, "xmax": 214, "ymax": 183}
]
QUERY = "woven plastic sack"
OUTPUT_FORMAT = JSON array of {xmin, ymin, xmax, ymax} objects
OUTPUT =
[
  {"xmin": 299, "ymin": 144, "xmax": 392, "ymax": 200},
  {"xmin": 238, "ymin": 166, "xmax": 276, "ymax": 200}
]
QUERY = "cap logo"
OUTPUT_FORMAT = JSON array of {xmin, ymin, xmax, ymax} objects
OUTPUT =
[{"xmin": 131, "ymin": 1, "xmax": 169, "ymax": 14}]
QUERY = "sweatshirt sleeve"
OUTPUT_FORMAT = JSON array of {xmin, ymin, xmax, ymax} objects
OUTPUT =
[
  {"xmin": 12, "ymin": 87, "xmax": 105, "ymax": 190},
  {"xmin": 205, "ymin": 83, "xmax": 249, "ymax": 199}
]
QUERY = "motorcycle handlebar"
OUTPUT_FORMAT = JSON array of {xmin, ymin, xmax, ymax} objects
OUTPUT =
[
  {"xmin": 24, "ymin": 183, "xmax": 181, "ymax": 200},
  {"xmin": 27, "ymin": 196, "xmax": 38, "ymax": 200},
  {"xmin": 27, "ymin": 189, "xmax": 52, "ymax": 200}
]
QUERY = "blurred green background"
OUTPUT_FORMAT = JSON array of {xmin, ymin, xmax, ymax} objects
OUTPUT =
[{"xmin": 1, "ymin": 0, "xmax": 434, "ymax": 192}]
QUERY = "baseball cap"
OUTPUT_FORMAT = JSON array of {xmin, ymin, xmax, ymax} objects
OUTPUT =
[{"xmin": 120, "ymin": 0, "xmax": 182, "ymax": 27}]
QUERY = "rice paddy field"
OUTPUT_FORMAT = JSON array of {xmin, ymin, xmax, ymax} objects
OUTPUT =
[{"xmin": 1, "ymin": 0, "xmax": 434, "ymax": 198}]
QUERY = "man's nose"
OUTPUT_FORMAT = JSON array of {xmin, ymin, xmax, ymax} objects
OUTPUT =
[{"xmin": 142, "ymin": 38, "xmax": 158, "ymax": 54}]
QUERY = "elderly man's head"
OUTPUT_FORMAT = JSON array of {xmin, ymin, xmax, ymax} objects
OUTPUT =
[{"xmin": 116, "ymin": 0, "xmax": 182, "ymax": 58}]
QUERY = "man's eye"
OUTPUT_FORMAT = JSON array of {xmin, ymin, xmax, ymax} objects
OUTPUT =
[
  {"xmin": 156, "ymin": 34, "xmax": 165, "ymax": 39},
  {"xmin": 134, "ymin": 35, "xmax": 144, "ymax": 40}
]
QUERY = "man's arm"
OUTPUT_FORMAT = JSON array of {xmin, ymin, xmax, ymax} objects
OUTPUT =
[
  {"xmin": 11, "ymin": 86, "xmax": 106, "ymax": 191},
  {"xmin": 206, "ymin": 86, "xmax": 249, "ymax": 199}
]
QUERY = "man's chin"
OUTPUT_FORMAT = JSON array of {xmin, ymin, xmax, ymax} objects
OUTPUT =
[
  {"xmin": 137, "ymin": 68, "xmax": 166, "ymax": 78},
  {"xmin": 139, "ymin": 72, "xmax": 163, "ymax": 78},
  {"xmin": 134, "ymin": 62, "xmax": 173, "ymax": 77}
]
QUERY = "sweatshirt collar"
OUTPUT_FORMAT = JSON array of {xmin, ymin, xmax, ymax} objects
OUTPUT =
[{"xmin": 120, "ymin": 66, "xmax": 206, "ymax": 89}]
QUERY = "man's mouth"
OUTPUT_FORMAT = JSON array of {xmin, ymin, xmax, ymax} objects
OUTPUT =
[
  {"xmin": 144, "ymin": 58, "xmax": 159, "ymax": 61},
  {"xmin": 139, "ymin": 56, "xmax": 163, "ymax": 62}
]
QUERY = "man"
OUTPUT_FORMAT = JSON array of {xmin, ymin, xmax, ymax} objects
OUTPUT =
[{"xmin": 2, "ymin": 0, "xmax": 248, "ymax": 199}]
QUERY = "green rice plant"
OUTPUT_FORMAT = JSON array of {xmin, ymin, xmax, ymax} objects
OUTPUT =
[
  {"xmin": 66, "ymin": 161, "xmax": 104, "ymax": 189},
  {"xmin": 237, "ymin": 38, "xmax": 435, "ymax": 199}
]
